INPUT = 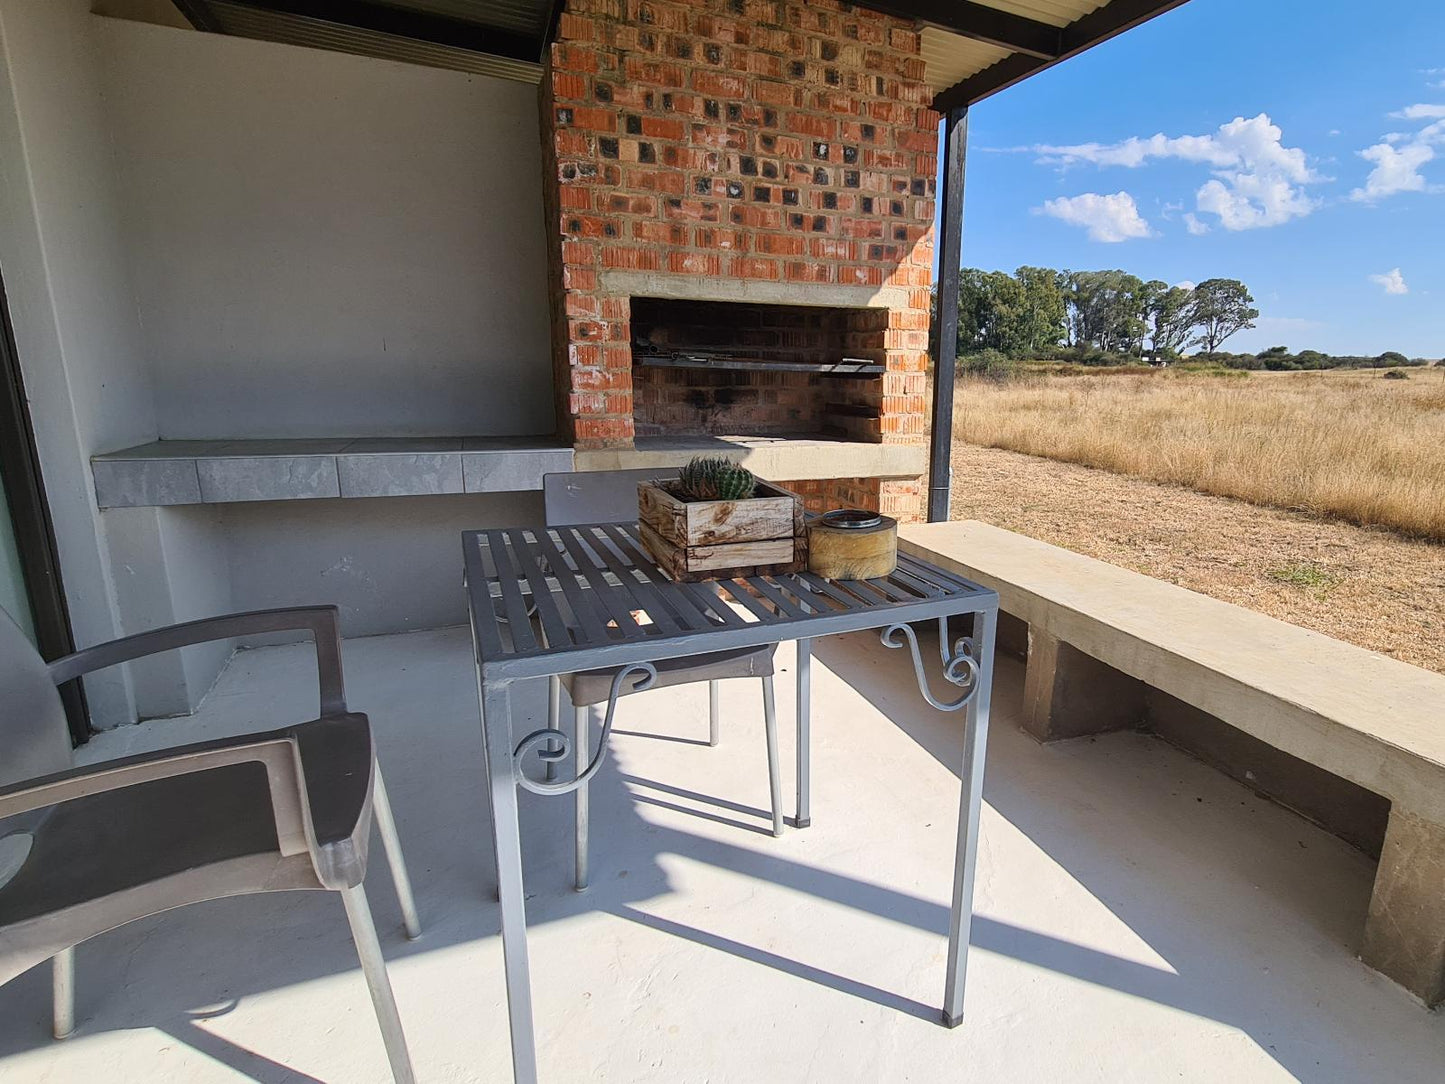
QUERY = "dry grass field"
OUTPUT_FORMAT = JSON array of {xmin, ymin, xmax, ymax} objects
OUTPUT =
[
  {"xmin": 949, "ymin": 365, "xmax": 1445, "ymax": 674},
  {"xmin": 955, "ymin": 366, "xmax": 1445, "ymax": 542},
  {"xmin": 948, "ymin": 444, "xmax": 1445, "ymax": 674}
]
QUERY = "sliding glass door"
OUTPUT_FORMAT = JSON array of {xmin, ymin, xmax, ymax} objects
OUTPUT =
[
  {"xmin": 0, "ymin": 466, "xmax": 35, "ymax": 641},
  {"xmin": 1, "ymin": 268, "xmax": 86, "ymax": 740}
]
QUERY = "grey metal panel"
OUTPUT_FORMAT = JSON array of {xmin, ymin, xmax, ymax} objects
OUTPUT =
[{"xmin": 542, "ymin": 466, "xmax": 678, "ymax": 526}]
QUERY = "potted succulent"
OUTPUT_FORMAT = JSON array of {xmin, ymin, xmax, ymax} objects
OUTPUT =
[{"xmin": 637, "ymin": 456, "xmax": 805, "ymax": 581}]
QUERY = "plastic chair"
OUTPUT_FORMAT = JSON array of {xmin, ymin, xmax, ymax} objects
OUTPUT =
[
  {"xmin": 0, "ymin": 605, "xmax": 420, "ymax": 1082},
  {"xmin": 542, "ymin": 469, "xmax": 783, "ymax": 892}
]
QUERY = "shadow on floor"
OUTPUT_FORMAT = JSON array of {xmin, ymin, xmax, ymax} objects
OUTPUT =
[
  {"xmin": 0, "ymin": 625, "xmax": 1437, "ymax": 1082},
  {"xmin": 814, "ymin": 627, "xmax": 1437, "ymax": 1083}
]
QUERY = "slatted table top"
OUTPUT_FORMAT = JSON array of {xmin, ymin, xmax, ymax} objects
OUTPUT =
[{"xmin": 463, "ymin": 522, "xmax": 997, "ymax": 682}]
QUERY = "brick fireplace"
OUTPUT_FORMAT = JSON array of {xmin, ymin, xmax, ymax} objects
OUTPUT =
[{"xmin": 540, "ymin": 0, "xmax": 937, "ymax": 520}]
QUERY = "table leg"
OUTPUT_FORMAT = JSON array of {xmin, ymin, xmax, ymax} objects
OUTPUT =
[
  {"xmin": 795, "ymin": 637, "xmax": 812, "ymax": 829},
  {"xmin": 479, "ymin": 677, "xmax": 539, "ymax": 1084},
  {"xmin": 942, "ymin": 606, "xmax": 997, "ymax": 1028},
  {"xmin": 545, "ymin": 675, "xmax": 561, "ymax": 783}
]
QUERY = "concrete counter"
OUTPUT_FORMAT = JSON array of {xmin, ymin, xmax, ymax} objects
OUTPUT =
[{"xmin": 92, "ymin": 437, "xmax": 574, "ymax": 507}]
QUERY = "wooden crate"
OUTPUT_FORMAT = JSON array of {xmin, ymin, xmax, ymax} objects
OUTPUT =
[{"xmin": 637, "ymin": 479, "xmax": 806, "ymax": 581}]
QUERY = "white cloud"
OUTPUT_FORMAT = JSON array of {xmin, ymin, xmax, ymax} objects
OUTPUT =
[
  {"xmin": 1173, "ymin": 280, "xmax": 1197, "ymax": 291},
  {"xmin": 1369, "ymin": 268, "xmax": 1409, "ymax": 295},
  {"xmin": 1183, "ymin": 212, "xmax": 1210, "ymax": 235},
  {"xmin": 1035, "ymin": 191, "xmax": 1153, "ymax": 242},
  {"xmin": 1352, "ymin": 140, "xmax": 1435, "ymax": 200},
  {"xmin": 1197, "ymin": 171, "xmax": 1319, "ymax": 230},
  {"xmin": 1031, "ymin": 114, "xmax": 1322, "ymax": 232},
  {"xmin": 1352, "ymin": 116, "xmax": 1445, "ymax": 202},
  {"xmin": 1391, "ymin": 104, "xmax": 1445, "ymax": 120}
]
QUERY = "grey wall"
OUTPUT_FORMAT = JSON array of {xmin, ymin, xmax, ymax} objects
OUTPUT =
[
  {"xmin": 105, "ymin": 505, "xmax": 235, "ymax": 717},
  {"xmin": 0, "ymin": 0, "xmax": 159, "ymax": 724},
  {"xmin": 0, "ymin": 10, "xmax": 556, "ymax": 725},
  {"xmin": 221, "ymin": 492, "xmax": 543, "ymax": 638},
  {"xmin": 95, "ymin": 18, "xmax": 554, "ymax": 441}
]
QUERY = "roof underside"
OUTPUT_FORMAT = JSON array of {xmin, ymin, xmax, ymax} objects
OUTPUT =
[{"xmin": 172, "ymin": 0, "xmax": 1188, "ymax": 108}]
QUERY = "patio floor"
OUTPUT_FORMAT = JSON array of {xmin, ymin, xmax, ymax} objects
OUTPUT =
[{"xmin": 0, "ymin": 625, "xmax": 1440, "ymax": 1081}]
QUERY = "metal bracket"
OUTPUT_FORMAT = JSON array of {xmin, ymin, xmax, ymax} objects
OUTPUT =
[
  {"xmin": 880, "ymin": 617, "xmax": 980, "ymax": 712},
  {"xmin": 513, "ymin": 663, "xmax": 656, "ymax": 795}
]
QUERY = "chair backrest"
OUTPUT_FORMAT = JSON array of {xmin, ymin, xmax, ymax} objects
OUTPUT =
[
  {"xmin": 0, "ymin": 608, "xmax": 73, "ymax": 788},
  {"xmin": 543, "ymin": 467, "xmax": 680, "ymax": 527}
]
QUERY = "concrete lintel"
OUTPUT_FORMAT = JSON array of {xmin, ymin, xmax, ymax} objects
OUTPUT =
[
  {"xmin": 598, "ymin": 270, "xmax": 912, "ymax": 311},
  {"xmin": 1362, "ymin": 807, "xmax": 1445, "ymax": 1006},
  {"xmin": 574, "ymin": 439, "xmax": 926, "ymax": 482}
]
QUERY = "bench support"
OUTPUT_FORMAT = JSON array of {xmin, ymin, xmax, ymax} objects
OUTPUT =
[
  {"xmin": 1361, "ymin": 807, "xmax": 1445, "ymax": 1006},
  {"xmin": 1022, "ymin": 629, "xmax": 1146, "ymax": 743}
]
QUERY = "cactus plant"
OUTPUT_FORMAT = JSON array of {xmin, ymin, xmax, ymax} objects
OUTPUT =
[{"xmin": 674, "ymin": 455, "xmax": 756, "ymax": 502}]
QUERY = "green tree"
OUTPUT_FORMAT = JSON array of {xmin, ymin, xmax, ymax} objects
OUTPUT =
[
  {"xmin": 1012, "ymin": 266, "xmax": 1066, "ymax": 355},
  {"xmin": 1062, "ymin": 270, "xmax": 1148, "ymax": 355},
  {"xmin": 955, "ymin": 269, "xmax": 1025, "ymax": 354},
  {"xmin": 1143, "ymin": 281, "xmax": 1196, "ymax": 363},
  {"xmin": 1189, "ymin": 278, "xmax": 1258, "ymax": 356}
]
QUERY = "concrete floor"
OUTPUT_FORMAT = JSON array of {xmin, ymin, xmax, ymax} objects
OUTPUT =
[{"xmin": 0, "ymin": 626, "xmax": 1440, "ymax": 1082}]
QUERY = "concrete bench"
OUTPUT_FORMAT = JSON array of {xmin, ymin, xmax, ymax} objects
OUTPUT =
[{"xmin": 899, "ymin": 520, "xmax": 1445, "ymax": 1006}]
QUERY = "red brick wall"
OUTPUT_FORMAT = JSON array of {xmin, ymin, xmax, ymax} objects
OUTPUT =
[
  {"xmin": 781, "ymin": 475, "xmax": 922, "ymax": 519},
  {"xmin": 540, "ymin": 0, "xmax": 938, "ymax": 476}
]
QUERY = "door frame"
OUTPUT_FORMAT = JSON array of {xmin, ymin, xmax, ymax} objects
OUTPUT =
[{"xmin": 0, "ymin": 268, "xmax": 88, "ymax": 743}]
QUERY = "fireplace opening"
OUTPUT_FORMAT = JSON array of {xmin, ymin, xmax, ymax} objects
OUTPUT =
[{"xmin": 630, "ymin": 297, "xmax": 887, "ymax": 441}]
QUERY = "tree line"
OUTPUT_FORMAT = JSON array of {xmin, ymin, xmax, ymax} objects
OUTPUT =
[{"xmin": 945, "ymin": 267, "xmax": 1259, "ymax": 364}]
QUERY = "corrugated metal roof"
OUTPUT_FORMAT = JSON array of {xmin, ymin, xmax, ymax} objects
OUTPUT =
[
  {"xmin": 918, "ymin": 0, "xmax": 1117, "ymax": 96},
  {"xmin": 171, "ymin": 0, "xmax": 1179, "ymax": 105},
  {"xmin": 982, "ymin": 0, "xmax": 1111, "ymax": 29},
  {"xmin": 920, "ymin": 27, "xmax": 1012, "ymax": 93},
  {"xmin": 208, "ymin": 1, "xmax": 543, "ymax": 83}
]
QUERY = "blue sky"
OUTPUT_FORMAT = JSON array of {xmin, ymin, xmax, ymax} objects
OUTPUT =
[{"xmin": 958, "ymin": 0, "xmax": 1444, "ymax": 357}]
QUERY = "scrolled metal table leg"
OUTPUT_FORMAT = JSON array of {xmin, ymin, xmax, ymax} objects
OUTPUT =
[
  {"xmin": 512, "ymin": 663, "xmax": 656, "ymax": 797},
  {"xmin": 879, "ymin": 616, "xmax": 982, "ymax": 713}
]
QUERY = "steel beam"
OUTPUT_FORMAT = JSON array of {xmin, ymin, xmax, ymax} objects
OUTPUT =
[
  {"xmin": 932, "ymin": 0, "xmax": 1193, "ymax": 111},
  {"xmin": 927, "ymin": 106, "xmax": 967, "ymax": 524},
  {"xmin": 172, "ymin": 0, "xmax": 224, "ymax": 32},
  {"xmin": 221, "ymin": 0, "xmax": 541, "ymax": 64},
  {"xmin": 860, "ymin": 1, "xmax": 1061, "ymax": 59}
]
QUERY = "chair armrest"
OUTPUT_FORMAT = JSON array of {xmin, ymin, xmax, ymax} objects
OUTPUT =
[
  {"xmin": 294, "ymin": 713, "xmax": 376, "ymax": 888},
  {"xmin": 47, "ymin": 606, "xmax": 347, "ymax": 715}
]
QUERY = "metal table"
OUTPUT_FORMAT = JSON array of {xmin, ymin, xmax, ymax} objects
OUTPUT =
[{"xmin": 463, "ymin": 522, "xmax": 999, "ymax": 1083}]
